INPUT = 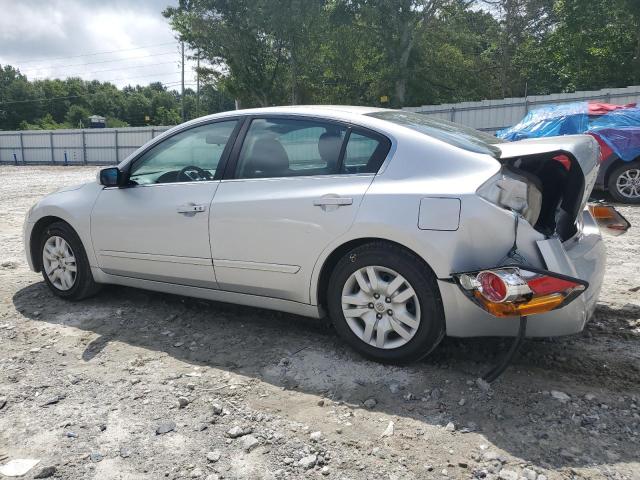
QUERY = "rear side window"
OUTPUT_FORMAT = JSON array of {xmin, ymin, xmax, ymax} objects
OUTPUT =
[
  {"xmin": 343, "ymin": 130, "xmax": 390, "ymax": 173},
  {"xmin": 235, "ymin": 118, "xmax": 347, "ymax": 179},
  {"xmin": 367, "ymin": 110, "xmax": 502, "ymax": 157}
]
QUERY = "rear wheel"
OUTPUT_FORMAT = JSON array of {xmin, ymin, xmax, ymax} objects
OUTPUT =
[
  {"xmin": 327, "ymin": 242, "xmax": 445, "ymax": 363},
  {"xmin": 607, "ymin": 160, "xmax": 640, "ymax": 204},
  {"xmin": 40, "ymin": 222, "xmax": 100, "ymax": 300}
]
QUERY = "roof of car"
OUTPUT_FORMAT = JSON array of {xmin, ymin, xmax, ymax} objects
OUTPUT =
[{"xmin": 198, "ymin": 105, "xmax": 390, "ymax": 122}]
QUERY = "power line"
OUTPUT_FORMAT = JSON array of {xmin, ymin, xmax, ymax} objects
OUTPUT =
[
  {"xmin": 11, "ymin": 42, "xmax": 177, "ymax": 66},
  {"xmin": 17, "ymin": 51, "xmax": 179, "ymax": 74},
  {"xmin": 29, "ymin": 61, "xmax": 181, "ymax": 80}
]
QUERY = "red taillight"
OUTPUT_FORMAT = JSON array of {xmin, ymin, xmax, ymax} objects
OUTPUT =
[
  {"xmin": 527, "ymin": 276, "xmax": 580, "ymax": 296},
  {"xmin": 454, "ymin": 267, "xmax": 588, "ymax": 318},
  {"xmin": 477, "ymin": 271, "xmax": 507, "ymax": 302}
]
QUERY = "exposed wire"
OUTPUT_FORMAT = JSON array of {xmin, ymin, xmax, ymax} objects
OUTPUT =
[{"xmin": 500, "ymin": 212, "xmax": 528, "ymax": 265}]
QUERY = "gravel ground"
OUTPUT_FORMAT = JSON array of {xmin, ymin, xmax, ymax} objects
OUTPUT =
[{"xmin": 0, "ymin": 165, "xmax": 638, "ymax": 480}]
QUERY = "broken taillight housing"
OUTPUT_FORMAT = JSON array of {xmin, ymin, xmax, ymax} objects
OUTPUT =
[
  {"xmin": 454, "ymin": 266, "xmax": 588, "ymax": 318},
  {"xmin": 588, "ymin": 204, "xmax": 631, "ymax": 236}
]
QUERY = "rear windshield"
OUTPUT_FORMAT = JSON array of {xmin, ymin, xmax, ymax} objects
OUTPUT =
[{"xmin": 367, "ymin": 110, "xmax": 503, "ymax": 157}]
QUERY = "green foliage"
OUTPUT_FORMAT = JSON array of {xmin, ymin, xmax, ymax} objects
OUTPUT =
[
  {"xmin": 0, "ymin": 67, "xmax": 234, "ymax": 130},
  {"xmin": 65, "ymin": 104, "xmax": 91, "ymax": 128},
  {"xmin": 1, "ymin": 0, "xmax": 640, "ymax": 130},
  {"xmin": 165, "ymin": 0, "xmax": 640, "ymax": 108},
  {"xmin": 105, "ymin": 117, "xmax": 129, "ymax": 128}
]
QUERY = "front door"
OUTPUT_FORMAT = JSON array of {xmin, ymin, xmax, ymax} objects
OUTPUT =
[
  {"xmin": 210, "ymin": 116, "xmax": 390, "ymax": 303},
  {"xmin": 91, "ymin": 119, "xmax": 239, "ymax": 287}
]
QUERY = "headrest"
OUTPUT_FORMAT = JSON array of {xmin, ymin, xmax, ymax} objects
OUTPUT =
[
  {"xmin": 247, "ymin": 138, "xmax": 289, "ymax": 176},
  {"xmin": 318, "ymin": 132, "xmax": 342, "ymax": 164}
]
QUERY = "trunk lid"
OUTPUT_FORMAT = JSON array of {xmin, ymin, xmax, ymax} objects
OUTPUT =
[{"xmin": 494, "ymin": 135, "xmax": 600, "ymax": 239}]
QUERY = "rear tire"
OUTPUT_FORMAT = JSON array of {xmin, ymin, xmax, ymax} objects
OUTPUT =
[
  {"xmin": 40, "ymin": 222, "xmax": 101, "ymax": 300},
  {"xmin": 607, "ymin": 160, "xmax": 640, "ymax": 204},
  {"xmin": 327, "ymin": 242, "xmax": 445, "ymax": 363}
]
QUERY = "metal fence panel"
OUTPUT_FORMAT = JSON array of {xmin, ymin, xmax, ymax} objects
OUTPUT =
[
  {"xmin": 404, "ymin": 85, "xmax": 640, "ymax": 133},
  {"xmin": 0, "ymin": 126, "xmax": 171, "ymax": 165}
]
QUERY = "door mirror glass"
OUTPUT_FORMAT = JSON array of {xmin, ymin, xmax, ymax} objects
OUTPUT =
[{"xmin": 99, "ymin": 167, "xmax": 121, "ymax": 187}]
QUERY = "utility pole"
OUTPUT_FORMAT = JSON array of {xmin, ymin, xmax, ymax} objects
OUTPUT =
[
  {"xmin": 196, "ymin": 50, "xmax": 200, "ymax": 118},
  {"xmin": 181, "ymin": 41, "xmax": 185, "ymax": 122}
]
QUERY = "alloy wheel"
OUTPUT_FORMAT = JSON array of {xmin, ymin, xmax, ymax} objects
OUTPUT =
[
  {"xmin": 341, "ymin": 265, "xmax": 421, "ymax": 349},
  {"xmin": 616, "ymin": 168, "xmax": 640, "ymax": 200},
  {"xmin": 42, "ymin": 235, "xmax": 77, "ymax": 291}
]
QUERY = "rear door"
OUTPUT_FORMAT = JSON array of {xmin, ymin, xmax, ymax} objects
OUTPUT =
[{"xmin": 210, "ymin": 116, "xmax": 391, "ymax": 303}]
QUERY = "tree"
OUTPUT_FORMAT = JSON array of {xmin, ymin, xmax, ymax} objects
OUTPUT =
[
  {"xmin": 539, "ymin": 0, "xmax": 637, "ymax": 92},
  {"xmin": 65, "ymin": 104, "xmax": 91, "ymax": 128},
  {"xmin": 479, "ymin": 0, "xmax": 556, "ymax": 97},
  {"xmin": 165, "ymin": 0, "xmax": 292, "ymax": 107},
  {"xmin": 357, "ymin": 0, "xmax": 453, "ymax": 107},
  {"xmin": 407, "ymin": 1, "xmax": 502, "ymax": 104}
]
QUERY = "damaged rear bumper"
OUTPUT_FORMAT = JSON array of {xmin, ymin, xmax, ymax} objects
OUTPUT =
[{"xmin": 440, "ymin": 210, "xmax": 605, "ymax": 338}]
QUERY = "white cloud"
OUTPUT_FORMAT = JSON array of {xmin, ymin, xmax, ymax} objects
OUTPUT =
[{"xmin": 0, "ymin": 0, "xmax": 197, "ymax": 90}]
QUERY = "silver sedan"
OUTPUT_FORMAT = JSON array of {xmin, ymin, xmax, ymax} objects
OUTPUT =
[{"xmin": 24, "ymin": 106, "xmax": 617, "ymax": 362}]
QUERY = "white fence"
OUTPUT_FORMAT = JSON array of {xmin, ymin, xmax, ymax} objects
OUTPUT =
[
  {"xmin": 0, "ymin": 126, "xmax": 171, "ymax": 165},
  {"xmin": 403, "ymin": 85, "xmax": 640, "ymax": 133}
]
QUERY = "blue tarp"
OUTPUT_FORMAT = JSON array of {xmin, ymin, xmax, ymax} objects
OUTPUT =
[{"xmin": 497, "ymin": 101, "xmax": 640, "ymax": 161}]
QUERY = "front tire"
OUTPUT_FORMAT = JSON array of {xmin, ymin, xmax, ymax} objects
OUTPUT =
[
  {"xmin": 607, "ymin": 160, "xmax": 640, "ymax": 204},
  {"xmin": 327, "ymin": 242, "xmax": 445, "ymax": 363},
  {"xmin": 40, "ymin": 222, "xmax": 100, "ymax": 300}
]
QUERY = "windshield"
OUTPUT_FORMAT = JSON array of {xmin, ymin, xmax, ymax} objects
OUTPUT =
[{"xmin": 367, "ymin": 110, "xmax": 503, "ymax": 157}]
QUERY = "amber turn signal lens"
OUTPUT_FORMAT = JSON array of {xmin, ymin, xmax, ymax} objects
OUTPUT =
[
  {"xmin": 473, "ymin": 291, "xmax": 565, "ymax": 318},
  {"xmin": 588, "ymin": 204, "xmax": 631, "ymax": 236}
]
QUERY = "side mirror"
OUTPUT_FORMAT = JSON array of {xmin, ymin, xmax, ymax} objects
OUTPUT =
[{"xmin": 98, "ymin": 167, "xmax": 122, "ymax": 187}]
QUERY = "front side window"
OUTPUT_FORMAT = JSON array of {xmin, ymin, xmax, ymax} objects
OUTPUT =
[
  {"xmin": 235, "ymin": 118, "xmax": 347, "ymax": 179},
  {"xmin": 129, "ymin": 120, "xmax": 238, "ymax": 185}
]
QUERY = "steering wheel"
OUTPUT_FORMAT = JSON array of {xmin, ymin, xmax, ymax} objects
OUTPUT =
[{"xmin": 177, "ymin": 165, "xmax": 213, "ymax": 182}]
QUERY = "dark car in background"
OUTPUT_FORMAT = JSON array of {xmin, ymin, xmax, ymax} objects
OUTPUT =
[{"xmin": 498, "ymin": 102, "xmax": 640, "ymax": 203}]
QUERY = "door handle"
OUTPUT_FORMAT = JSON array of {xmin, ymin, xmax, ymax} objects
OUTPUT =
[
  {"xmin": 177, "ymin": 203, "xmax": 207, "ymax": 214},
  {"xmin": 313, "ymin": 196, "xmax": 353, "ymax": 207}
]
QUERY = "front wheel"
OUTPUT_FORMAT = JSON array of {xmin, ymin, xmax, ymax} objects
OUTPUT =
[
  {"xmin": 40, "ymin": 222, "xmax": 100, "ymax": 300},
  {"xmin": 327, "ymin": 242, "xmax": 445, "ymax": 363},
  {"xmin": 607, "ymin": 160, "xmax": 640, "ymax": 204}
]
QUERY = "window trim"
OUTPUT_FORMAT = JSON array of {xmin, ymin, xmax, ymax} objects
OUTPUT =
[
  {"xmin": 222, "ymin": 114, "xmax": 392, "ymax": 180},
  {"xmin": 120, "ymin": 116, "xmax": 246, "ymax": 187}
]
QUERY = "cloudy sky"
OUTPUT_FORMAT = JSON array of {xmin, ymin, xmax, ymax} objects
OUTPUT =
[{"xmin": 0, "ymin": 0, "xmax": 197, "ymax": 91}]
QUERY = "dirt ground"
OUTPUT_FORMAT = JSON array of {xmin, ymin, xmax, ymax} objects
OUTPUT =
[{"xmin": 0, "ymin": 165, "xmax": 638, "ymax": 480}]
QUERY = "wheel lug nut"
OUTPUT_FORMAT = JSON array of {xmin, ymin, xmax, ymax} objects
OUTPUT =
[
  {"xmin": 376, "ymin": 313, "xmax": 382, "ymax": 319},
  {"xmin": 387, "ymin": 310, "xmax": 393, "ymax": 316},
  {"xmin": 373, "ymin": 293, "xmax": 380, "ymax": 299},
  {"xmin": 368, "ymin": 303, "xmax": 374, "ymax": 309},
  {"xmin": 385, "ymin": 297, "xmax": 391, "ymax": 303}
]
